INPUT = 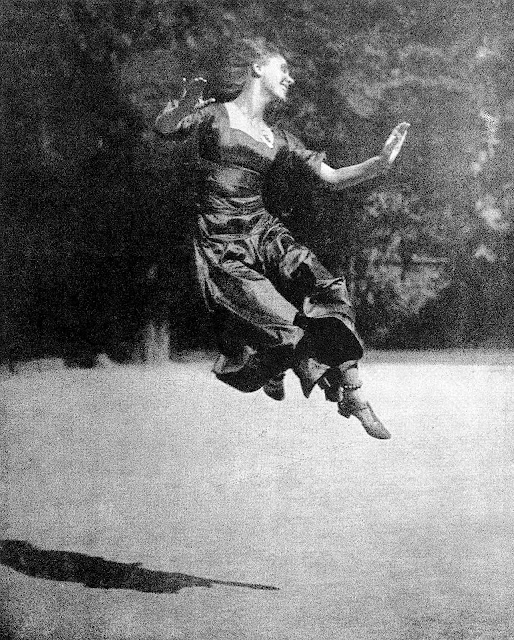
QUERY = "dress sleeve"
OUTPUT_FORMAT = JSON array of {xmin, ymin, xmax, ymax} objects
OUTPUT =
[
  {"xmin": 154, "ymin": 104, "xmax": 217, "ymax": 139},
  {"xmin": 263, "ymin": 130, "xmax": 326, "ymax": 221},
  {"xmin": 282, "ymin": 130, "xmax": 326, "ymax": 179}
]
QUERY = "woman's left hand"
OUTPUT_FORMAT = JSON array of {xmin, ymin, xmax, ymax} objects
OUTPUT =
[{"xmin": 380, "ymin": 122, "xmax": 410, "ymax": 168}]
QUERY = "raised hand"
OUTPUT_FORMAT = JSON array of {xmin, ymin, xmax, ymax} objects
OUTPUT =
[
  {"xmin": 157, "ymin": 77, "xmax": 216, "ymax": 130},
  {"xmin": 381, "ymin": 122, "xmax": 410, "ymax": 165},
  {"xmin": 180, "ymin": 77, "xmax": 215, "ymax": 110}
]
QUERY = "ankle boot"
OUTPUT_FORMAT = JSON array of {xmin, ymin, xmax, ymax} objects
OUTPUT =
[
  {"xmin": 338, "ymin": 395, "xmax": 391, "ymax": 440},
  {"xmin": 318, "ymin": 369, "xmax": 345, "ymax": 403},
  {"xmin": 263, "ymin": 373, "xmax": 285, "ymax": 401}
]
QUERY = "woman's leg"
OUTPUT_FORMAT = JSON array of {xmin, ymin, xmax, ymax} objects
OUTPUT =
[
  {"xmin": 262, "ymin": 371, "xmax": 286, "ymax": 401},
  {"xmin": 318, "ymin": 364, "xmax": 391, "ymax": 439},
  {"xmin": 206, "ymin": 257, "xmax": 304, "ymax": 392},
  {"xmin": 263, "ymin": 226, "xmax": 390, "ymax": 438},
  {"xmin": 262, "ymin": 226, "xmax": 362, "ymax": 389}
]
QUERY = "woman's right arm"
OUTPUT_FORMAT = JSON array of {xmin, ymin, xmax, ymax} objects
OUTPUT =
[{"xmin": 154, "ymin": 77, "xmax": 215, "ymax": 136}]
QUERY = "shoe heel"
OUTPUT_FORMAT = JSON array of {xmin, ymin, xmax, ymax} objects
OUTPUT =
[
  {"xmin": 263, "ymin": 374, "xmax": 285, "ymax": 401},
  {"xmin": 337, "ymin": 398, "xmax": 352, "ymax": 418}
]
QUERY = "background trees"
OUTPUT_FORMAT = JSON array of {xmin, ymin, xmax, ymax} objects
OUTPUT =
[{"xmin": 2, "ymin": 0, "xmax": 513, "ymax": 364}]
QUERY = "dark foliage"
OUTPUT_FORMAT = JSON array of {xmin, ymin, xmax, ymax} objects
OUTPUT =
[{"xmin": 1, "ymin": 0, "xmax": 514, "ymax": 366}]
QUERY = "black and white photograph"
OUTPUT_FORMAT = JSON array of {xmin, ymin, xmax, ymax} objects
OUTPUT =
[{"xmin": 1, "ymin": 1, "xmax": 513, "ymax": 638}]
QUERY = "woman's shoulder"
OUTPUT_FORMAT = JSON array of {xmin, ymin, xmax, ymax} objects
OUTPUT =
[
  {"xmin": 273, "ymin": 126, "xmax": 306, "ymax": 151},
  {"xmin": 182, "ymin": 102, "xmax": 229, "ymax": 135},
  {"xmin": 154, "ymin": 102, "xmax": 225, "ymax": 137},
  {"xmin": 273, "ymin": 126, "xmax": 326, "ymax": 176},
  {"xmin": 198, "ymin": 102, "xmax": 227, "ymax": 122},
  {"xmin": 179, "ymin": 102, "xmax": 221, "ymax": 127}
]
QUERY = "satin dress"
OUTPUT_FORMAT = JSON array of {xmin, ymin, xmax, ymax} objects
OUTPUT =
[{"xmin": 156, "ymin": 103, "xmax": 363, "ymax": 397}]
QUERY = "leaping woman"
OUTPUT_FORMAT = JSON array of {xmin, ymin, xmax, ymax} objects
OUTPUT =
[{"xmin": 155, "ymin": 37, "xmax": 409, "ymax": 439}]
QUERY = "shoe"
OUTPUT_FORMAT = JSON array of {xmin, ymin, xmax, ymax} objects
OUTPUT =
[
  {"xmin": 318, "ymin": 371, "xmax": 344, "ymax": 403},
  {"xmin": 263, "ymin": 374, "xmax": 285, "ymax": 401},
  {"xmin": 337, "ymin": 397, "xmax": 391, "ymax": 440}
]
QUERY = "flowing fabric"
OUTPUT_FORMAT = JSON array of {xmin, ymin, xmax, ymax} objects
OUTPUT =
[{"xmin": 156, "ymin": 103, "xmax": 363, "ymax": 396}]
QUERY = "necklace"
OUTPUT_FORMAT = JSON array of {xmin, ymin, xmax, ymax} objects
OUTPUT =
[{"xmin": 232, "ymin": 102, "xmax": 274, "ymax": 148}]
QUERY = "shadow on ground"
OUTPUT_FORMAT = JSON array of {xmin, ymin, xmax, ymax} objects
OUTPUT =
[{"xmin": 0, "ymin": 540, "xmax": 278, "ymax": 594}]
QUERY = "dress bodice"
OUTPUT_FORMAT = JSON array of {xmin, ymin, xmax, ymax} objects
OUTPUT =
[
  {"xmin": 157, "ymin": 103, "xmax": 324, "ymax": 176},
  {"xmin": 196, "ymin": 104, "xmax": 280, "ymax": 174},
  {"xmin": 155, "ymin": 102, "xmax": 326, "ymax": 235}
]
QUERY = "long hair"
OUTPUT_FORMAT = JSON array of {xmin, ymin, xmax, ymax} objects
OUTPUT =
[{"xmin": 214, "ymin": 37, "xmax": 282, "ymax": 99}]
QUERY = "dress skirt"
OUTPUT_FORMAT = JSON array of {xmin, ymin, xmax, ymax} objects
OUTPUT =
[
  {"xmin": 193, "ymin": 171, "xmax": 363, "ymax": 397},
  {"xmin": 155, "ymin": 102, "xmax": 364, "ymax": 395}
]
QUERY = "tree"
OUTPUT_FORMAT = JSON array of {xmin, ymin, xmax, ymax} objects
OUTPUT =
[{"xmin": 2, "ymin": 0, "xmax": 514, "ymax": 366}]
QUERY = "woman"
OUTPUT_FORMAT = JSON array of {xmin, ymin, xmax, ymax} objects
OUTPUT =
[{"xmin": 155, "ymin": 38, "xmax": 409, "ymax": 439}]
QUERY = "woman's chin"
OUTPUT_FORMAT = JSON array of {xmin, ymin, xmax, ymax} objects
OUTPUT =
[{"xmin": 274, "ymin": 90, "xmax": 288, "ymax": 103}]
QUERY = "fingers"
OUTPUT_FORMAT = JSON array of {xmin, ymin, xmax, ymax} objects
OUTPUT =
[
  {"xmin": 385, "ymin": 123, "xmax": 409, "ymax": 142},
  {"xmin": 385, "ymin": 122, "xmax": 410, "ymax": 145},
  {"xmin": 393, "ymin": 123, "xmax": 410, "ymax": 146},
  {"xmin": 181, "ymin": 77, "xmax": 207, "ymax": 107},
  {"xmin": 184, "ymin": 77, "xmax": 207, "ymax": 94},
  {"xmin": 177, "ymin": 76, "xmax": 207, "ymax": 99},
  {"xmin": 180, "ymin": 77, "xmax": 215, "ymax": 111},
  {"xmin": 162, "ymin": 99, "xmax": 179, "ymax": 114},
  {"xmin": 395, "ymin": 122, "xmax": 410, "ymax": 134},
  {"xmin": 381, "ymin": 122, "xmax": 410, "ymax": 164},
  {"xmin": 384, "ymin": 130, "xmax": 397, "ymax": 148},
  {"xmin": 186, "ymin": 76, "xmax": 207, "ymax": 84},
  {"xmin": 164, "ymin": 76, "xmax": 213, "ymax": 115}
]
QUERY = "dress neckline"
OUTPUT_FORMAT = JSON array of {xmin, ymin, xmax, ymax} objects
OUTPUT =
[{"xmin": 222, "ymin": 103, "xmax": 276, "ymax": 150}]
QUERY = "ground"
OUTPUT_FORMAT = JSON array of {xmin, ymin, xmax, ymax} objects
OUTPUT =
[{"xmin": 1, "ymin": 350, "xmax": 513, "ymax": 640}]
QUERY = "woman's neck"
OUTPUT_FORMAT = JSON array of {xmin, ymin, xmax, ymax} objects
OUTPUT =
[{"xmin": 232, "ymin": 84, "xmax": 270, "ymax": 122}]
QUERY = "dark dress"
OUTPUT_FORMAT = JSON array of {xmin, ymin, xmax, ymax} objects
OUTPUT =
[{"xmin": 156, "ymin": 103, "xmax": 363, "ymax": 397}]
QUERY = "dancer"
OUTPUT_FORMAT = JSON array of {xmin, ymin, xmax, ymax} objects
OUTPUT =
[{"xmin": 155, "ymin": 37, "xmax": 409, "ymax": 439}]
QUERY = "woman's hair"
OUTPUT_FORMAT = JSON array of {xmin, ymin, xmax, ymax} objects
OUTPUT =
[{"xmin": 219, "ymin": 37, "xmax": 282, "ymax": 97}]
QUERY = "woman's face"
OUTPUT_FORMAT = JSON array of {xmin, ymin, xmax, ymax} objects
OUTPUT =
[{"xmin": 255, "ymin": 55, "xmax": 295, "ymax": 102}]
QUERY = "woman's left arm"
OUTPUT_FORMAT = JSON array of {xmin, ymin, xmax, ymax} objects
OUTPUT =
[{"xmin": 320, "ymin": 122, "xmax": 410, "ymax": 189}]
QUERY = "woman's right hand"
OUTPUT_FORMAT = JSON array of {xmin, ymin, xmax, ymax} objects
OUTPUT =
[
  {"xmin": 161, "ymin": 78, "xmax": 215, "ymax": 116},
  {"xmin": 156, "ymin": 77, "xmax": 215, "ymax": 133},
  {"xmin": 179, "ymin": 77, "xmax": 215, "ymax": 109}
]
